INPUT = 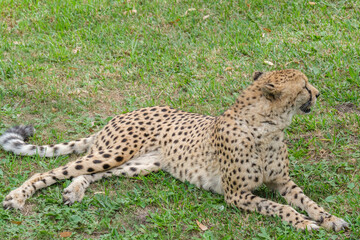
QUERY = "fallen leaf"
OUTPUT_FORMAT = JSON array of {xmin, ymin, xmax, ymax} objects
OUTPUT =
[
  {"xmin": 13, "ymin": 41, "xmax": 20, "ymax": 45},
  {"xmin": 225, "ymin": 67, "xmax": 233, "ymax": 71},
  {"xmin": 319, "ymin": 138, "xmax": 331, "ymax": 142},
  {"xmin": 11, "ymin": 220, "xmax": 22, "ymax": 225},
  {"xmin": 52, "ymin": 107, "xmax": 58, "ymax": 113},
  {"xmin": 59, "ymin": 232, "xmax": 72, "ymax": 238},
  {"xmin": 284, "ymin": 60, "xmax": 300, "ymax": 66},
  {"xmin": 184, "ymin": 8, "xmax": 196, "ymax": 15},
  {"xmin": 72, "ymin": 47, "xmax": 81, "ymax": 54},
  {"xmin": 245, "ymin": 0, "xmax": 251, "ymax": 9},
  {"xmin": 263, "ymin": 27, "xmax": 271, "ymax": 32},
  {"xmin": 203, "ymin": 15, "xmax": 210, "ymax": 20},
  {"xmin": 264, "ymin": 60, "xmax": 274, "ymax": 66},
  {"xmin": 94, "ymin": 191, "xmax": 105, "ymax": 194},
  {"xmin": 123, "ymin": 9, "xmax": 137, "ymax": 15},
  {"xmin": 308, "ymin": 2, "xmax": 316, "ymax": 5},
  {"xmin": 169, "ymin": 19, "xmax": 180, "ymax": 25},
  {"xmin": 196, "ymin": 220, "xmax": 208, "ymax": 231},
  {"xmin": 349, "ymin": 158, "xmax": 356, "ymax": 164}
]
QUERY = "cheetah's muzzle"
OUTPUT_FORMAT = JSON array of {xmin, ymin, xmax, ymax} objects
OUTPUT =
[
  {"xmin": 300, "ymin": 100, "xmax": 312, "ymax": 113},
  {"xmin": 300, "ymin": 85, "xmax": 314, "ymax": 113}
]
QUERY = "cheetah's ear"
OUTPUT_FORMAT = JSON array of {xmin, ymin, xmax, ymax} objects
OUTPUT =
[
  {"xmin": 253, "ymin": 71, "xmax": 264, "ymax": 81},
  {"xmin": 261, "ymin": 83, "xmax": 282, "ymax": 100}
]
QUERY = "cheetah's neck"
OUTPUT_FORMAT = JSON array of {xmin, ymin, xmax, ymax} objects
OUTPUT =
[{"xmin": 227, "ymin": 86, "xmax": 296, "ymax": 132}]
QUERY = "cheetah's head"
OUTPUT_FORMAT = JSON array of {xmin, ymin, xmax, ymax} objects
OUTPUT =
[{"xmin": 253, "ymin": 69, "xmax": 320, "ymax": 114}]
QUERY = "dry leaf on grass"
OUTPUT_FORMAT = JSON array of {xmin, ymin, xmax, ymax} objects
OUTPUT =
[
  {"xmin": 264, "ymin": 60, "xmax": 274, "ymax": 66},
  {"xmin": 263, "ymin": 28, "xmax": 271, "ymax": 32},
  {"xmin": 123, "ymin": 9, "xmax": 137, "ymax": 15},
  {"xmin": 349, "ymin": 158, "xmax": 356, "ymax": 164},
  {"xmin": 284, "ymin": 60, "xmax": 300, "ymax": 66},
  {"xmin": 59, "ymin": 231, "xmax": 72, "ymax": 238},
  {"xmin": 203, "ymin": 15, "xmax": 210, "ymax": 20},
  {"xmin": 11, "ymin": 220, "xmax": 22, "ymax": 225},
  {"xmin": 184, "ymin": 8, "xmax": 196, "ymax": 16},
  {"xmin": 94, "ymin": 191, "xmax": 105, "ymax": 194},
  {"xmin": 196, "ymin": 220, "xmax": 208, "ymax": 231},
  {"xmin": 225, "ymin": 67, "xmax": 233, "ymax": 71},
  {"xmin": 72, "ymin": 47, "xmax": 81, "ymax": 54},
  {"xmin": 309, "ymin": 2, "xmax": 316, "ymax": 5},
  {"xmin": 169, "ymin": 19, "xmax": 180, "ymax": 25}
]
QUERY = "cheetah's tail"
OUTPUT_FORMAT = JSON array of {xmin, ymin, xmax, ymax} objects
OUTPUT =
[{"xmin": 0, "ymin": 125, "xmax": 96, "ymax": 157}]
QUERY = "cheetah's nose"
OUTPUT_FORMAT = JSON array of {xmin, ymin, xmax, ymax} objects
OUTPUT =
[{"xmin": 315, "ymin": 92, "xmax": 320, "ymax": 98}]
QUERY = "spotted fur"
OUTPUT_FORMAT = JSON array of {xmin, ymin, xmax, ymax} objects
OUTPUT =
[
  {"xmin": 1, "ymin": 69, "xmax": 348, "ymax": 231},
  {"xmin": 0, "ymin": 125, "xmax": 95, "ymax": 157}
]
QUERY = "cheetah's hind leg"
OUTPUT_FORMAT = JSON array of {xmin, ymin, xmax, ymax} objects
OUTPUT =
[
  {"xmin": 62, "ymin": 150, "xmax": 162, "ymax": 205},
  {"xmin": 3, "ymin": 149, "xmax": 125, "ymax": 210}
]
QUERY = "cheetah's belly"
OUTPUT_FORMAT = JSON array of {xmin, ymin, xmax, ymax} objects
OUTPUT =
[
  {"xmin": 194, "ymin": 167, "xmax": 223, "ymax": 195},
  {"xmin": 161, "ymin": 160, "xmax": 224, "ymax": 195}
]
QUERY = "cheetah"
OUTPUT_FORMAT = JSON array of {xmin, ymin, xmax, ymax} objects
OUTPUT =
[{"xmin": 0, "ymin": 69, "xmax": 349, "ymax": 231}]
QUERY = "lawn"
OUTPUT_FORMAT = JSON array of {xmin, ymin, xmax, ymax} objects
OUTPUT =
[{"xmin": 0, "ymin": 0, "xmax": 359, "ymax": 239}]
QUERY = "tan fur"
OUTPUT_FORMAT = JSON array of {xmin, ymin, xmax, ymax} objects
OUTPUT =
[{"xmin": 2, "ymin": 69, "xmax": 348, "ymax": 231}]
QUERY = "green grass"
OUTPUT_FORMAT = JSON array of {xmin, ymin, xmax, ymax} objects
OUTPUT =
[{"xmin": 0, "ymin": 0, "xmax": 359, "ymax": 239}]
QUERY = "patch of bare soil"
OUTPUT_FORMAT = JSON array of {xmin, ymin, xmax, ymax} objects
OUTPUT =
[
  {"xmin": 334, "ymin": 103, "xmax": 360, "ymax": 114},
  {"xmin": 20, "ymin": 203, "xmax": 35, "ymax": 216},
  {"xmin": 133, "ymin": 206, "xmax": 160, "ymax": 225},
  {"xmin": 134, "ymin": 207, "xmax": 152, "ymax": 225},
  {"xmin": 82, "ymin": 231, "xmax": 106, "ymax": 239}
]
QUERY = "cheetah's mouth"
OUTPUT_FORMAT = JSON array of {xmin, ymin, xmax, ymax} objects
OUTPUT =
[
  {"xmin": 300, "ymin": 101, "xmax": 312, "ymax": 113},
  {"xmin": 299, "ymin": 86, "xmax": 313, "ymax": 114}
]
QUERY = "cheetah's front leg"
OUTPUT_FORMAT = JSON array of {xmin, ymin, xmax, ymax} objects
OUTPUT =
[
  {"xmin": 268, "ymin": 179, "xmax": 349, "ymax": 231},
  {"xmin": 224, "ymin": 189, "xmax": 320, "ymax": 231}
]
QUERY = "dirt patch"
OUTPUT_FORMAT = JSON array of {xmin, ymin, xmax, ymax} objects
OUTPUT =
[
  {"xmin": 134, "ymin": 207, "xmax": 152, "ymax": 225},
  {"xmin": 82, "ymin": 231, "xmax": 106, "ymax": 239},
  {"xmin": 334, "ymin": 103, "xmax": 360, "ymax": 114},
  {"xmin": 20, "ymin": 203, "xmax": 35, "ymax": 216},
  {"xmin": 92, "ymin": 87, "xmax": 127, "ymax": 116}
]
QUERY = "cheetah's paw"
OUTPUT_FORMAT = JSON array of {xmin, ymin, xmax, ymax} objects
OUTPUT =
[
  {"xmin": 295, "ymin": 220, "xmax": 320, "ymax": 231},
  {"xmin": 3, "ymin": 189, "xmax": 26, "ymax": 210},
  {"xmin": 319, "ymin": 215, "xmax": 349, "ymax": 232},
  {"xmin": 62, "ymin": 183, "xmax": 86, "ymax": 205}
]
